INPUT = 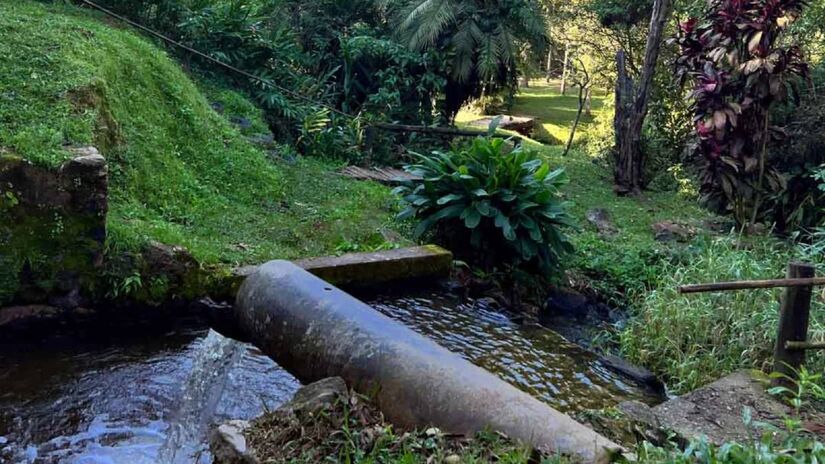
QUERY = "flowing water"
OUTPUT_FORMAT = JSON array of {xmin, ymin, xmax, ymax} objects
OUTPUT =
[
  {"xmin": 0, "ymin": 290, "xmax": 660, "ymax": 463},
  {"xmin": 366, "ymin": 289, "xmax": 660, "ymax": 412},
  {"xmin": 0, "ymin": 322, "xmax": 300, "ymax": 464}
]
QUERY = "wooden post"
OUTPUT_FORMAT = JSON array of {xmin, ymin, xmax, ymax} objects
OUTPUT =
[{"xmin": 772, "ymin": 262, "xmax": 816, "ymax": 386}]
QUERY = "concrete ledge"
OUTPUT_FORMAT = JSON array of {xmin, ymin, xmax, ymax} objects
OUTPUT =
[
  {"xmin": 294, "ymin": 245, "xmax": 452, "ymax": 286},
  {"xmin": 230, "ymin": 245, "xmax": 452, "ymax": 294}
]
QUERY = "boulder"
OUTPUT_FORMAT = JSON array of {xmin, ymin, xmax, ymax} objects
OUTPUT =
[
  {"xmin": 652, "ymin": 221, "xmax": 696, "ymax": 242},
  {"xmin": 585, "ymin": 208, "xmax": 618, "ymax": 236}
]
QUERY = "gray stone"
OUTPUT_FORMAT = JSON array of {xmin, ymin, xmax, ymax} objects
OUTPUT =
[
  {"xmin": 235, "ymin": 245, "xmax": 453, "ymax": 290},
  {"xmin": 600, "ymin": 355, "xmax": 665, "ymax": 395},
  {"xmin": 652, "ymin": 221, "xmax": 696, "ymax": 242},
  {"xmin": 585, "ymin": 208, "xmax": 618, "ymax": 236},
  {"xmin": 282, "ymin": 377, "xmax": 348, "ymax": 415},
  {"xmin": 617, "ymin": 400, "xmax": 660, "ymax": 429},
  {"xmin": 650, "ymin": 371, "xmax": 790, "ymax": 445},
  {"xmin": 210, "ymin": 420, "xmax": 257, "ymax": 464}
]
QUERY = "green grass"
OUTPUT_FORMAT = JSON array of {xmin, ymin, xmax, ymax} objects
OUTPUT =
[
  {"xmin": 0, "ymin": 1, "xmax": 405, "ymax": 273},
  {"xmin": 456, "ymin": 80, "xmax": 608, "ymax": 145}
]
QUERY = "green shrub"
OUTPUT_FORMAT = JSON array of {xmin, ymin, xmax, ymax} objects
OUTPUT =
[{"xmin": 395, "ymin": 137, "xmax": 574, "ymax": 275}]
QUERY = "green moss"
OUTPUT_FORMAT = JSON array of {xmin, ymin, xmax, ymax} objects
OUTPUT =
[
  {"xmin": 0, "ymin": 207, "xmax": 102, "ymax": 305},
  {"xmin": 0, "ymin": 0, "xmax": 406, "ymax": 304}
]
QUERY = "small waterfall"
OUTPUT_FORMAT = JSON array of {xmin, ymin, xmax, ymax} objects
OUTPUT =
[{"xmin": 157, "ymin": 329, "xmax": 245, "ymax": 464}]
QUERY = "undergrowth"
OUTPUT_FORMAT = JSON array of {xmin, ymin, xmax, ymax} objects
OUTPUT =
[{"xmin": 247, "ymin": 388, "xmax": 562, "ymax": 464}]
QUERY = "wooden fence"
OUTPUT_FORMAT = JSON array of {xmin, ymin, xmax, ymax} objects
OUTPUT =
[{"xmin": 679, "ymin": 262, "xmax": 824, "ymax": 387}]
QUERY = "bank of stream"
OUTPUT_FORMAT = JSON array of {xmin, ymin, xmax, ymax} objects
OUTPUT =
[{"xmin": 0, "ymin": 288, "xmax": 661, "ymax": 463}]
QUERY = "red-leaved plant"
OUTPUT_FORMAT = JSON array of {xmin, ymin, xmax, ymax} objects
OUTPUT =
[{"xmin": 674, "ymin": 0, "xmax": 809, "ymax": 227}]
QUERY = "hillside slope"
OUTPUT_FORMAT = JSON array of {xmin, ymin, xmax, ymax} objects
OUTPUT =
[{"xmin": 0, "ymin": 0, "xmax": 402, "ymax": 279}]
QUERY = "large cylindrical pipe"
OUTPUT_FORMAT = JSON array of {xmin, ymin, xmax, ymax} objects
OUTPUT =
[{"xmin": 234, "ymin": 261, "xmax": 621, "ymax": 463}]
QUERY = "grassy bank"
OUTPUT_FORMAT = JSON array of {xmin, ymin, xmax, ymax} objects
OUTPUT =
[{"xmin": 0, "ymin": 0, "xmax": 404, "ymax": 284}]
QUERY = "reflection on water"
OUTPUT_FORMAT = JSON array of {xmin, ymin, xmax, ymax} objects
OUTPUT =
[
  {"xmin": 0, "ymin": 323, "xmax": 300, "ymax": 463},
  {"xmin": 368, "ymin": 290, "xmax": 661, "ymax": 412},
  {"xmin": 0, "ymin": 289, "xmax": 659, "ymax": 463}
]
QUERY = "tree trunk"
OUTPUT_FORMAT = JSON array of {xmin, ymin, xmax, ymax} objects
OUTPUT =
[
  {"xmin": 560, "ymin": 43, "xmax": 570, "ymax": 95},
  {"xmin": 612, "ymin": 0, "xmax": 672, "ymax": 195},
  {"xmin": 584, "ymin": 88, "xmax": 592, "ymax": 117},
  {"xmin": 546, "ymin": 47, "xmax": 553, "ymax": 83},
  {"xmin": 564, "ymin": 84, "xmax": 587, "ymax": 156}
]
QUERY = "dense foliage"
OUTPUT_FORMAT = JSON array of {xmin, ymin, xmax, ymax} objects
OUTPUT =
[
  {"xmin": 674, "ymin": 0, "xmax": 810, "ymax": 227},
  {"xmin": 396, "ymin": 0, "xmax": 548, "ymax": 119},
  {"xmin": 395, "ymin": 137, "xmax": 574, "ymax": 274}
]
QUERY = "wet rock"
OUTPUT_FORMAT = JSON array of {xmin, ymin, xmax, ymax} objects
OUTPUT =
[
  {"xmin": 211, "ymin": 102, "xmax": 225, "ymax": 114},
  {"xmin": 0, "ymin": 305, "xmax": 61, "ymax": 328},
  {"xmin": 210, "ymin": 420, "xmax": 257, "ymax": 464},
  {"xmin": 652, "ymin": 221, "xmax": 696, "ymax": 242},
  {"xmin": 585, "ymin": 208, "xmax": 618, "ymax": 236},
  {"xmin": 617, "ymin": 400, "xmax": 661, "ymax": 428},
  {"xmin": 543, "ymin": 288, "xmax": 589, "ymax": 319},
  {"xmin": 48, "ymin": 287, "xmax": 85, "ymax": 310},
  {"xmin": 576, "ymin": 402, "xmax": 671, "ymax": 448},
  {"xmin": 143, "ymin": 241, "xmax": 198, "ymax": 279},
  {"xmin": 600, "ymin": 354, "xmax": 665, "ymax": 395}
]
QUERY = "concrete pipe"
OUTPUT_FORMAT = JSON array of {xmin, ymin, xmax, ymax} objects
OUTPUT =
[{"xmin": 231, "ymin": 260, "xmax": 622, "ymax": 463}]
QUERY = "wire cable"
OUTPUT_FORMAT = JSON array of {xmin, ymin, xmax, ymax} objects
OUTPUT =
[{"xmin": 78, "ymin": 0, "xmax": 357, "ymax": 120}]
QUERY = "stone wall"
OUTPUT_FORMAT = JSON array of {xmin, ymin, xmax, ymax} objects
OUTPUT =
[{"xmin": 0, "ymin": 147, "xmax": 107, "ymax": 307}]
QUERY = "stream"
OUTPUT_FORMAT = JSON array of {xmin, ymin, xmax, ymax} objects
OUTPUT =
[{"xmin": 1, "ymin": 290, "xmax": 660, "ymax": 463}]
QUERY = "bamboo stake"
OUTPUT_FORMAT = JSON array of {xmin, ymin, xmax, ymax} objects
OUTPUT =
[
  {"xmin": 785, "ymin": 341, "xmax": 825, "ymax": 350},
  {"xmin": 679, "ymin": 277, "xmax": 825, "ymax": 294}
]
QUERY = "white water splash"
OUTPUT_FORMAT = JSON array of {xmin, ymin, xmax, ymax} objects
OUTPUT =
[{"xmin": 156, "ymin": 330, "xmax": 245, "ymax": 464}]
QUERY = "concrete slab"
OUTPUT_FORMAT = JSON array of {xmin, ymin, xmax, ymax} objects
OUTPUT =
[
  {"xmin": 229, "ymin": 245, "xmax": 453, "ymax": 294},
  {"xmin": 294, "ymin": 245, "xmax": 453, "ymax": 287}
]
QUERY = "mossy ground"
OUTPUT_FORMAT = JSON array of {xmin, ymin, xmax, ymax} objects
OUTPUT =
[{"xmin": 0, "ymin": 1, "xmax": 405, "ymax": 304}]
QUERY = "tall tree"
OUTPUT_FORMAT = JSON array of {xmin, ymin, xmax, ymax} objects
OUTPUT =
[
  {"xmin": 396, "ymin": 0, "xmax": 548, "ymax": 120},
  {"xmin": 612, "ymin": 0, "xmax": 673, "ymax": 194}
]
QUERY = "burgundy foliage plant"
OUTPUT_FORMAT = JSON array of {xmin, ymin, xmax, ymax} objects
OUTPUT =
[{"xmin": 674, "ymin": 0, "xmax": 809, "ymax": 226}]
